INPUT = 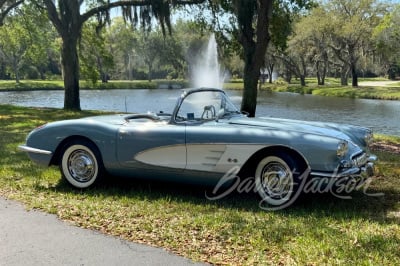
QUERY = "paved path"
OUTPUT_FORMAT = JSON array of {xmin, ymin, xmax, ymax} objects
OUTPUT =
[{"xmin": 0, "ymin": 197, "xmax": 204, "ymax": 266}]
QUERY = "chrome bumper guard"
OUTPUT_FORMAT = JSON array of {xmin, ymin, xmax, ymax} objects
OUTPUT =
[{"xmin": 311, "ymin": 154, "xmax": 377, "ymax": 178}]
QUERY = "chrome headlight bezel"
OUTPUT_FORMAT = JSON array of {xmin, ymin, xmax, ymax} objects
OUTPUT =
[{"xmin": 337, "ymin": 140, "xmax": 349, "ymax": 158}]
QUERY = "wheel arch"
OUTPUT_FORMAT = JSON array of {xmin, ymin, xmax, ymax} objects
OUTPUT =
[
  {"xmin": 50, "ymin": 135, "xmax": 102, "ymax": 166},
  {"xmin": 238, "ymin": 145, "xmax": 310, "ymax": 178}
]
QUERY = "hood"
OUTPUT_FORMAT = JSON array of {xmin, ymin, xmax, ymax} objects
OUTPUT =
[
  {"xmin": 81, "ymin": 114, "xmax": 129, "ymax": 125},
  {"xmin": 228, "ymin": 116, "xmax": 363, "ymax": 144}
]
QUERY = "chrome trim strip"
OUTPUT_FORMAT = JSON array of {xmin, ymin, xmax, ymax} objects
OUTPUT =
[
  {"xmin": 310, "ymin": 172, "xmax": 335, "ymax": 178},
  {"xmin": 311, "ymin": 168, "xmax": 360, "ymax": 178},
  {"xmin": 18, "ymin": 145, "xmax": 52, "ymax": 155}
]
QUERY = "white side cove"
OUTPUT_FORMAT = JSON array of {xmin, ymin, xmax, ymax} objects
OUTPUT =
[
  {"xmin": 134, "ymin": 144, "xmax": 267, "ymax": 173},
  {"xmin": 134, "ymin": 145, "xmax": 186, "ymax": 169}
]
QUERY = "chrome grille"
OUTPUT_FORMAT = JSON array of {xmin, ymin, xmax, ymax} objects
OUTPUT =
[{"xmin": 352, "ymin": 153, "xmax": 368, "ymax": 167}]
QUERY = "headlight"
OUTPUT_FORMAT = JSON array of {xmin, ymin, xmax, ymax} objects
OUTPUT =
[{"xmin": 337, "ymin": 140, "xmax": 348, "ymax": 158}]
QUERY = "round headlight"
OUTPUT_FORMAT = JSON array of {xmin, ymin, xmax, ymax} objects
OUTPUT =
[{"xmin": 337, "ymin": 140, "xmax": 348, "ymax": 158}]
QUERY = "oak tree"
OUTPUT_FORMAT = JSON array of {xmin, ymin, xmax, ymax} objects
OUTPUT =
[{"xmin": 34, "ymin": 0, "xmax": 203, "ymax": 110}]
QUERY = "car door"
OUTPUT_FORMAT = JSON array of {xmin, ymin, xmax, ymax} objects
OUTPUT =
[
  {"xmin": 184, "ymin": 123, "xmax": 228, "ymax": 173},
  {"xmin": 174, "ymin": 91, "xmax": 230, "ymax": 174},
  {"xmin": 117, "ymin": 119, "xmax": 186, "ymax": 171}
]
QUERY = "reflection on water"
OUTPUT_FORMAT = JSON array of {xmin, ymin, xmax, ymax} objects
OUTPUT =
[{"xmin": 0, "ymin": 89, "xmax": 399, "ymax": 136}]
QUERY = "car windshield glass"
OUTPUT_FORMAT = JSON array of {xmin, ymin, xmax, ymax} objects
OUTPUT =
[{"xmin": 176, "ymin": 90, "xmax": 240, "ymax": 121}]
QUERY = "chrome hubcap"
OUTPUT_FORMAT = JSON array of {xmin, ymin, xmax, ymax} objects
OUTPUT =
[
  {"xmin": 67, "ymin": 150, "xmax": 96, "ymax": 182},
  {"xmin": 261, "ymin": 163, "xmax": 292, "ymax": 198}
]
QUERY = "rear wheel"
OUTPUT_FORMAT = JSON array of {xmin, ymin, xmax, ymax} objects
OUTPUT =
[
  {"xmin": 60, "ymin": 140, "xmax": 104, "ymax": 188},
  {"xmin": 255, "ymin": 153, "xmax": 303, "ymax": 208}
]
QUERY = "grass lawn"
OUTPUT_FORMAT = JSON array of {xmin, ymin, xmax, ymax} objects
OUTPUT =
[{"xmin": 0, "ymin": 105, "xmax": 400, "ymax": 265}]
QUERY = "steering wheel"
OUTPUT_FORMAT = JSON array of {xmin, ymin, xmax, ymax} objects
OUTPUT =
[{"xmin": 201, "ymin": 105, "xmax": 216, "ymax": 120}]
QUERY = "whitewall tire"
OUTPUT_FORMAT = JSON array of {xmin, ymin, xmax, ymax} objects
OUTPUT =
[
  {"xmin": 60, "ymin": 140, "xmax": 104, "ymax": 188},
  {"xmin": 255, "ymin": 154, "xmax": 301, "ymax": 208}
]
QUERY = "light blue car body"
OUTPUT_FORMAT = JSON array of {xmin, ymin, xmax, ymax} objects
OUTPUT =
[{"xmin": 19, "ymin": 88, "xmax": 376, "ymax": 185}]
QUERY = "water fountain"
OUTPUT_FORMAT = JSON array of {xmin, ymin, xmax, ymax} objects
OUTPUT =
[{"xmin": 191, "ymin": 34, "xmax": 225, "ymax": 89}]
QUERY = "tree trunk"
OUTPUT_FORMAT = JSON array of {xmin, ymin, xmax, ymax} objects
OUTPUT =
[
  {"xmin": 340, "ymin": 67, "xmax": 349, "ymax": 86},
  {"xmin": 241, "ymin": 65, "xmax": 259, "ymax": 117},
  {"xmin": 148, "ymin": 64, "xmax": 152, "ymax": 82},
  {"xmin": 13, "ymin": 65, "xmax": 20, "ymax": 84},
  {"xmin": 267, "ymin": 62, "xmax": 274, "ymax": 83},
  {"xmin": 319, "ymin": 75, "xmax": 325, "ymax": 86},
  {"xmin": 316, "ymin": 61, "xmax": 326, "ymax": 85},
  {"xmin": 238, "ymin": 0, "xmax": 273, "ymax": 117},
  {"xmin": 300, "ymin": 58, "xmax": 307, "ymax": 86},
  {"xmin": 316, "ymin": 61, "xmax": 322, "ymax": 85},
  {"xmin": 12, "ymin": 59, "xmax": 20, "ymax": 83},
  {"xmin": 320, "ymin": 51, "xmax": 328, "ymax": 86},
  {"xmin": 351, "ymin": 62, "xmax": 358, "ymax": 87},
  {"xmin": 285, "ymin": 67, "xmax": 292, "ymax": 83},
  {"xmin": 39, "ymin": 68, "xmax": 46, "ymax": 80},
  {"xmin": 388, "ymin": 64, "xmax": 397, "ymax": 80},
  {"xmin": 61, "ymin": 35, "xmax": 81, "ymax": 110},
  {"xmin": 300, "ymin": 75, "xmax": 306, "ymax": 86},
  {"xmin": 0, "ymin": 62, "xmax": 5, "ymax": 79}
]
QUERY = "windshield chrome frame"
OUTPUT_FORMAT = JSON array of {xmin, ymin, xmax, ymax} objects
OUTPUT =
[{"xmin": 170, "ymin": 88, "xmax": 237, "ymax": 125}]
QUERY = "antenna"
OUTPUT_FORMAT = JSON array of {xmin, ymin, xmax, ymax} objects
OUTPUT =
[{"xmin": 124, "ymin": 96, "xmax": 127, "ymax": 113}]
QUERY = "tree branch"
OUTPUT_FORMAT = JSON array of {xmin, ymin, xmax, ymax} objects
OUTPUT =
[
  {"xmin": 0, "ymin": 0, "xmax": 23, "ymax": 26},
  {"xmin": 42, "ymin": 0, "xmax": 62, "ymax": 33},
  {"xmin": 80, "ymin": 0, "xmax": 205, "ymax": 24}
]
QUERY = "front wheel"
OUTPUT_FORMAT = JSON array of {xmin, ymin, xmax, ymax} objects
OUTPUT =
[
  {"xmin": 60, "ymin": 140, "xmax": 104, "ymax": 189},
  {"xmin": 255, "ymin": 154, "xmax": 304, "ymax": 208}
]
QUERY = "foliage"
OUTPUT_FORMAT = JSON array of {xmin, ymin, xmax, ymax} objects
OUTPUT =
[
  {"xmin": 0, "ymin": 104, "xmax": 399, "ymax": 265},
  {"xmin": 79, "ymin": 20, "xmax": 114, "ymax": 84},
  {"xmin": 0, "ymin": 0, "xmax": 23, "ymax": 25},
  {"xmin": 0, "ymin": 4, "xmax": 59, "ymax": 81},
  {"xmin": 0, "ymin": 10, "xmax": 30, "ymax": 82},
  {"xmin": 281, "ymin": 0, "xmax": 387, "ymax": 87},
  {"xmin": 190, "ymin": 0, "xmax": 314, "ymax": 116},
  {"xmin": 373, "ymin": 5, "xmax": 400, "ymax": 79},
  {"xmin": 26, "ymin": 0, "xmax": 207, "ymax": 111},
  {"xmin": 104, "ymin": 17, "xmax": 138, "ymax": 80}
]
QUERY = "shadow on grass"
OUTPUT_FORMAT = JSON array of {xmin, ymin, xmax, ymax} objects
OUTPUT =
[{"xmin": 47, "ymin": 171, "xmax": 400, "ymax": 224}]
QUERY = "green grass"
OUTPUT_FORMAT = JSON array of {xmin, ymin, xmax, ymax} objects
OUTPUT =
[
  {"xmin": 1, "ymin": 104, "xmax": 400, "ymax": 265},
  {"xmin": 264, "ymin": 77, "xmax": 400, "ymax": 100},
  {"xmin": 311, "ymin": 87, "xmax": 400, "ymax": 100},
  {"xmin": 0, "ymin": 80, "xmax": 64, "ymax": 90},
  {"xmin": 375, "ymin": 134, "xmax": 400, "ymax": 144}
]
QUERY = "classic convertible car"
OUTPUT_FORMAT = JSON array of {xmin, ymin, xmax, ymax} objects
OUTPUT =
[{"xmin": 19, "ymin": 88, "xmax": 376, "ymax": 208}]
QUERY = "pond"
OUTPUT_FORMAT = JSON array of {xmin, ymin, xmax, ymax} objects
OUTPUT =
[{"xmin": 1, "ymin": 89, "xmax": 399, "ymax": 136}]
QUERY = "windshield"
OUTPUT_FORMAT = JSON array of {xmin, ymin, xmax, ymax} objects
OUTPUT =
[{"xmin": 175, "ymin": 90, "xmax": 240, "ymax": 122}]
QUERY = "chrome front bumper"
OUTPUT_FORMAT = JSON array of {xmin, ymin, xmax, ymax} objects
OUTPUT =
[
  {"xmin": 18, "ymin": 145, "xmax": 52, "ymax": 155},
  {"xmin": 311, "ymin": 154, "xmax": 377, "ymax": 178},
  {"xmin": 18, "ymin": 145, "xmax": 53, "ymax": 166}
]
